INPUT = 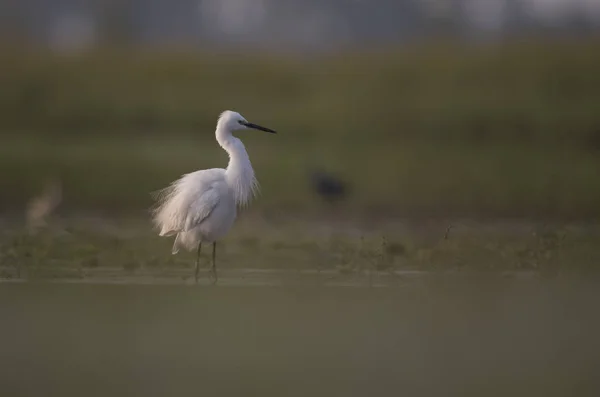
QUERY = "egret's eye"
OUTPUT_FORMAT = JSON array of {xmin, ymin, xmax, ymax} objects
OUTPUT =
[{"xmin": 238, "ymin": 120, "xmax": 244, "ymax": 125}]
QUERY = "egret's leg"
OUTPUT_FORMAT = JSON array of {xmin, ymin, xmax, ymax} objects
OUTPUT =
[
  {"xmin": 194, "ymin": 242, "xmax": 202, "ymax": 284},
  {"xmin": 209, "ymin": 242, "xmax": 218, "ymax": 284}
]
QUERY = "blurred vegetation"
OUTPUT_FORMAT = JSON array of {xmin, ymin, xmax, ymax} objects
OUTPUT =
[
  {"xmin": 2, "ymin": 216, "xmax": 599, "ymax": 278},
  {"xmin": 1, "ymin": 40, "xmax": 600, "ymax": 218}
]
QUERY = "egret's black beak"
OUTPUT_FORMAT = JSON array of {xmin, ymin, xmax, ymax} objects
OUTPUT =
[{"xmin": 242, "ymin": 121, "xmax": 277, "ymax": 134}]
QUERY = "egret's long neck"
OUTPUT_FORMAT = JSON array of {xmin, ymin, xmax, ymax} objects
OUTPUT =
[{"xmin": 216, "ymin": 126, "xmax": 258, "ymax": 207}]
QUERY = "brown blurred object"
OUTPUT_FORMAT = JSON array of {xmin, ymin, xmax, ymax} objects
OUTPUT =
[{"xmin": 26, "ymin": 177, "xmax": 62, "ymax": 229}]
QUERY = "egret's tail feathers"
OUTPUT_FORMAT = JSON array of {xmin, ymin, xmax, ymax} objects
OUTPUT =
[
  {"xmin": 171, "ymin": 232, "xmax": 199, "ymax": 255},
  {"xmin": 160, "ymin": 229, "xmax": 178, "ymax": 237}
]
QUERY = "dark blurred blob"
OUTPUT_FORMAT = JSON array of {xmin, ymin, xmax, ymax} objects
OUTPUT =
[{"xmin": 309, "ymin": 168, "xmax": 350, "ymax": 206}]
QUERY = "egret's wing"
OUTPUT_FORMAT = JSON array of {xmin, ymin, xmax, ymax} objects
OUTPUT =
[
  {"xmin": 182, "ymin": 186, "xmax": 220, "ymax": 232},
  {"xmin": 152, "ymin": 169, "xmax": 225, "ymax": 236}
]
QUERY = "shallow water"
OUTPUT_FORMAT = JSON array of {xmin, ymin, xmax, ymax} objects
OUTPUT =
[{"xmin": 1, "ymin": 277, "xmax": 599, "ymax": 397}]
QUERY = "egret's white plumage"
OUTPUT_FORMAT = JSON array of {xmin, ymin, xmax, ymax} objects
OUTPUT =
[{"xmin": 151, "ymin": 110, "xmax": 276, "ymax": 283}]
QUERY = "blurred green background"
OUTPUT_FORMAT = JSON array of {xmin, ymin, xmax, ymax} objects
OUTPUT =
[
  {"xmin": 3, "ymin": 4, "xmax": 600, "ymax": 396},
  {"xmin": 2, "ymin": 41, "xmax": 600, "ymax": 219},
  {"xmin": 3, "ymin": 2, "xmax": 600, "ymax": 277}
]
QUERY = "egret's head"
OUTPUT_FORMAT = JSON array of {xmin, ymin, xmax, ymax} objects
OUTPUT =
[{"xmin": 218, "ymin": 110, "xmax": 277, "ymax": 134}]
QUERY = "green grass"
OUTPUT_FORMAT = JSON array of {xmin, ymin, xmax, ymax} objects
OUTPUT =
[
  {"xmin": 2, "ymin": 40, "xmax": 600, "ymax": 144},
  {"xmin": 2, "ymin": 41, "xmax": 600, "ymax": 217},
  {"xmin": 1, "ymin": 136, "xmax": 600, "ymax": 218},
  {"xmin": 1, "ymin": 216, "xmax": 599, "ymax": 279}
]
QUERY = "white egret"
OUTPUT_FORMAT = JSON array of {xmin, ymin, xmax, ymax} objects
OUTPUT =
[{"xmin": 151, "ymin": 110, "xmax": 276, "ymax": 284}]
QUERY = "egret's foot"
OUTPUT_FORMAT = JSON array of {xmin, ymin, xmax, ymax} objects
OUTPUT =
[{"xmin": 208, "ymin": 264, "xmax": 218, "ymax": 285}]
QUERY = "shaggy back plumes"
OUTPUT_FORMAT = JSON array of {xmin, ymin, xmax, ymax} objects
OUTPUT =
[
  {"xmin": 150, "ymin": 177, "xmax": 188, "ymax": 237},
  {"xmin": 151, "ymin": 171, "xmax": 218, "ymax": 237}
]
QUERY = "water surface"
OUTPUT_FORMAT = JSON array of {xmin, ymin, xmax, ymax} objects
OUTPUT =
[{"xmin": 1, "ymin": 277, "xmax": 599, "ymax": 396}]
